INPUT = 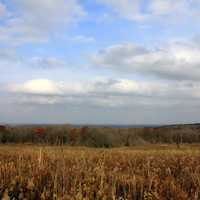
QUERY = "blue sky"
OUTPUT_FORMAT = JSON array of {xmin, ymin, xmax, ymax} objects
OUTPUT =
[{"xmin": 1, "ymin": 0, "xmax": 200, "ymax": 124}]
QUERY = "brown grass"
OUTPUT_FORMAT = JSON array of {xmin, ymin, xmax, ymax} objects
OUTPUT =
[{"xmin": 0, "ymin": 144, "xmax": 200, "ymax": 199}]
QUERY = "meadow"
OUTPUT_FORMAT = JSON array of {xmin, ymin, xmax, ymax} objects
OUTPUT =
[{"xmin": 1, "ymin": 144, "xmax": 200, "ymax": 200}]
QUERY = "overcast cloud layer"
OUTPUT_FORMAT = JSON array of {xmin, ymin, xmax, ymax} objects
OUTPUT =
[{"xmin": 0, "ymin": 0, "xmax": 200, "ymax": 124}]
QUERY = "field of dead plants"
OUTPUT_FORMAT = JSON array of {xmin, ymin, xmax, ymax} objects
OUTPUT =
[{"xmin": 0, "ymin": 145, "xmax": 200, "ymax": 200}]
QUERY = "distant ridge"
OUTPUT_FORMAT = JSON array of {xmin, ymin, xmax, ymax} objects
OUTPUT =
[
  {"xmin": 3, "ymin": 122, "xmax": 200, "ymax": 129},
  {"xmin": 158, "ymin": 123, "xmax": 200, "ymax": 129}
]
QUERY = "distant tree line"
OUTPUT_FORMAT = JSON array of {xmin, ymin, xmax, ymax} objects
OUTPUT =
[{"xmin": 0, "ymin": 124, "xmax": 200, "ymax": 147}]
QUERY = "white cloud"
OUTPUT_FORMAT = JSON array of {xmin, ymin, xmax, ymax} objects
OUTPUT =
[
  {"xmin": 148, "ymin": 0, "xmax": 188, "ymax": 16},
  {"xmin": 92, "ymin": 41, "xmax": 200, "ymax": 81},
  {"xmin": 96, "ymin": 0, "xmax": 145, "ymax": 21},
  {"xmin": 19, "ymin": 95, "xmax": 61, "ymax": 105},
  {"xmin": 8, "ymin": 79, "xmax": 64, "ymax": 95},
  {"xmin": 5, "ymin": 78, "xmax": 200, "ymax": 106},
  {"xmin": 97, "ymin": 0, "xmax": 195, "ymax": 22},
  {"xmin": 31, "ymin": 57, "xmax": 67, "ymax": 69},
  {"xmin": 7, "ymin": 79, "xmax": 94, "ymax": 96},
  {"xmin": 0, "ymin": 48, "xmax": 17, "ymax": 61},
  {"xmin": 0, "ymin": 0, "xmax": 86, "ymax": 45},
  {"xmin": 13, "ymin": 0, "xmax": 85, "ymax": 26}
]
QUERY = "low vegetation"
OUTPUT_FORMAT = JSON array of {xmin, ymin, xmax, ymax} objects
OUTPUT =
[{"xmin": 0, "ymin": 145, "xmax": 200, "ymax": 200}]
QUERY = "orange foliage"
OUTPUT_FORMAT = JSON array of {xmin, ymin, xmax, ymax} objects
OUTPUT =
[{"xmin": 35, "ymin": 128, "xmax": 45, "ymax": 137}]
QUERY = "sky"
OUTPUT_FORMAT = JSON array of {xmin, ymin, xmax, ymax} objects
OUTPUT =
[{"xmin": 1, "ymin": 0, "xmax": 200, "ymax": 124}]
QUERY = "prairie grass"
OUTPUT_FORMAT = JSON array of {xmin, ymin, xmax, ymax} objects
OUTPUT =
[{"xmin": 0, "ymin": 144, "xmax": 200, "ymax": 199}]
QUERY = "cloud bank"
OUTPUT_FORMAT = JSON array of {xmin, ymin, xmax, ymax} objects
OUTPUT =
[
  {"xmin": 3, "ymin": 78, "xmax": 200, "ymax": 107},
  {"xmin": 92, "ymin": 40, "xmax": 200, "ymax": 81}
]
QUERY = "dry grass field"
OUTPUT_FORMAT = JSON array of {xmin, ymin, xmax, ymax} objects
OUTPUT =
[{"xmin": 0, "ymin": 144, "xmax": 200, "ymax": 200}]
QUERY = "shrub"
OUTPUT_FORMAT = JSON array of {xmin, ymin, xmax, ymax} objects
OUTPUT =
[{"xmin": 84, "ymin": 129, "xmax": 114, "ymax": 148}]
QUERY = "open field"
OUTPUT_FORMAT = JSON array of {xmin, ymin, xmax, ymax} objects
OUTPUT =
[{"xmin": 1, "ymin": 145, "xmax": 200, "ymax": 199}]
